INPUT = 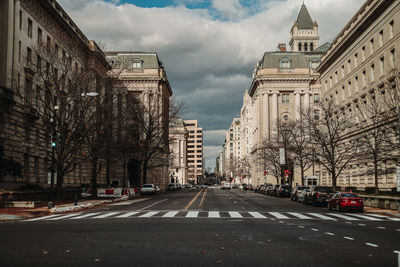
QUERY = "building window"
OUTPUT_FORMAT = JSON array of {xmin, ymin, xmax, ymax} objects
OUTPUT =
[
  {"xmin": 314, "ymin": 109, "xmax": 320, "ymax": 120},
  {"xmin": 370, "ymin": 38, "xmax": 374, "ymax": 55},
  {"xmin": 304, "ymin": 42, "xmax": 308, "ymax": 51},
  {"xmin": 390, "ymin": 48, "xmax": 395, "ymax": 69},
  {"xmin": 26, "ymin": 47, "xmax": 32, "ymax": 65},
  {"xmin": 310, "ymin": 43, "xmax": 314, "ymax": 51},
  {"xmin": 380, "ymin": 57, "xmax": 384, "ymax": 75},
  {"xmin": 280, "ymin": 58, "xmax": 291, "ymax": 68},
  {"xmin": 36, "ymin": 55, "xmax": 41, "ymax": 71},
  {"xmin": 389, "ymin": 20, "xmax": 394, "ymax": 39},
  {"xmin": 28, "ymin": 18, "xmax": 32, "ymax": 38},
  {"xmin": 132, "ymin": 59, "xmax": 142, "ymax": 69},
  {"xmin": 370, "ymin": 64, "xmax": 375, "ymax": 82},
  {"xmin": 314, "ymin": 94, "xmax": 319, "ymax": 103},
  {"xmin": 354, "ymin": 53, "xmax": 358, "ymax": 67},
  {"xmin": 362, "ymin": 46, "xmax": 365, "ymax": 61},
  {"xmin": 282, "ymin": 94, "xmax": 290, "ymax": 104},
  {"xmin": 341, "ymin": 65, "xmax": 344, "ymax": 78},
  {"xmin": 19, "ymin": 11, "xmax": 22, "ymax": 30},
  {"xmin": 196, "ymin": 135, "xmax": 202, "ymax": 138},
  {"xmin": 18, "ymin": 41, "xmax": 21, "ymax": 62},
  {"xmin": 298, "ymin": 43, "xmax": 302, "ymax": 51},
  {"xmin": 55, "ymin": 43, "xmax": 59, "ymax": 58},
  {"xmin": 37, "ymin": 27, "xmax": 42, "ymax": 44},
  {"xmin": 347, "ymin": 59, "xmax": 351, "ymax": 73},
  {"xmin": 47, "ymin": 36, "xmax": 51, "ymax": 51},
  {"xmin": 379, "ymin": 30, "xmax": 383, "ymax": 47}
]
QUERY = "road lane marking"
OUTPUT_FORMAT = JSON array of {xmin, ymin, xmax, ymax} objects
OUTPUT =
[
  {"xmin": 184, "ymin": 190, "xmax": 203, "ymax": 211},
  {"xmin": 186, "ymin": 211, "xmax": 199, "ymax": 218},
  {"xmin": 324, "ymin": 232, "xmax": 335, "ymax": 236},
  {"xmin": 208, "ymin": 211, "xmax": 220, "ymax": 218},
  {"xmin": 138, "ymin": 198, "xmax": 168, "ymax": 211},
  {"xmin": 25, "ymin": 214, "xmax": 63, "ymax": 221},
  {"xmin": 358, "ymin": 223, "xmax": 366, "ymax": 226},
  {"xmin": 298, "ymin": 226, "xmax": 305, "ymax": 228},
  {"xmin": 311, "ymin": 228, "xmax": 319, "ymax": 232},
  {"xmin": 287, "ymin": 212, "xmax": 312, "ymax": 219},
  {"xmin": 344, "ymin": 236, "xmax": 354, "ymax": 240},
  {"xmin": 139, "ymin": 211, "xmax": 159, "ymax": 218},
  {"xmin": 162, "ymin": 211, "xmax": 179, "ymax": 218},
  {"xmin": 368, "ymin": 214, "xmax": 400, "ymax": 221},
  {"xmin": 269, "ymin": 212, "xmax": 289, "ymax": 219},
  {"xmin": 228, "ymin": 212, "xmax": 242, "ymax": 218},
  {"xmin": 377, "ymin": 226, "xmax": 386, "ymax": 229},
  {"xmin": 70, "ymin": 213, "xmax": 100, "ymax": 219},
  {"xmin": 92, "ymin": 212, "xmax": 120, "ymax": 219},
  {"xmin": 47, "ymin": 213, "xmax": 82, "ymax": 220},
  {"xmin": 350, "ymin": 214, "xmax": 383, "ymax": 221},
  {"xmin": 198, "ymin": 188, "xmax": 208, "ymax": 208},
  {"xmin": 249, "ymin": 212, "xmax": 266, "ymax": 219},
  {"xmin": 110, "ymin": 199, "xmax": 149, "ymax": 206},
  {"xmin": 307, "ymin": 213, "xmax": 336, "ymax": 220},
  {"xmin": 365, "ymin": 243, "xmax": 379, "ymax": 248},
  {"xmin": 328, "ymin": 213, "xmax": 360, "ymax": 221},
  {"xmin": 115, "ymin": 211, "xmax": 139, "ymax": 218}
]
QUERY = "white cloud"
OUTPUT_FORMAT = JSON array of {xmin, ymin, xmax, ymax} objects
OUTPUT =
[{"xmin": 58, "ymin": 0, "xmax": 364, "ymax": 169}]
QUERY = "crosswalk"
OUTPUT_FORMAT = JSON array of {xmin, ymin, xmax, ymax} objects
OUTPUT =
[{"xmin": 24, "ymin": 211, "xmax": 400, "ymax": 222}]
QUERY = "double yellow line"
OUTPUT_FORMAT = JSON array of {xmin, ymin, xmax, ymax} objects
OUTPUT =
[{"xmin": 184, "ymin": 188, "xmax": 208, "ymax": 210}]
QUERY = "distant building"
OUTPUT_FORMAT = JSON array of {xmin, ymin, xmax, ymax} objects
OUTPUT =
[
  {"xmin": 105, "ymin": 51, "xmax": 172, "ymax": 191},
  {"xmin": 169, "ymin": 118, "xmax": 188, "ymax": 185},
  {"xmin": 184, "ymin": 120, "xmax": 203, "ymax": 184}
]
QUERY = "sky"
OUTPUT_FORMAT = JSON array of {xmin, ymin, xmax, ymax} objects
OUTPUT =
[{"xmin": 58, "ymin": 0, "xmax": 364, "ymax": 171}]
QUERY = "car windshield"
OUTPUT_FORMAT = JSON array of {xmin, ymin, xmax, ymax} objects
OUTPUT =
[
  {"xmin": 143, "ymin": 184, "xmax": 153, "ymax": 188},
  {"xmin": 342, "ymin": 193, "xmax": 357, "ymax": 197}
]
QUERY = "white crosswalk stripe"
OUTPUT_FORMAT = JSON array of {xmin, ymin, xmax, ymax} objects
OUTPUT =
[
  {"xmin": 287, "ymin": 212, "xmax": 312, "ymax": 219},
  {"xmin": 269, "ymin": 212, "xmax": 290, "ymax": 219},
  {"xmin": 208, "ymin": 211, "xmax": 220, "ymax": 218},
  {"xmin": 70, "ymin": 213, "xmax": 100, "ymax": 219},
  {"xmin": 115, "ymin": 211, "xmax": 139, "ymax": 218},
  {"xmin": 228, "ymin": 211, "xmax": 242, "ymax": 218},
  {"xmin": 92, "ymin": 212, "xmax": 120, "ymax": 219},
  {"xmin": 327, "ymin": 213, "xmax": 360, "ymax": 221},
  {"xmin": 307, "ymin": 213, "xmax": 337, "ymax": 220},
  {"xmin": 23, "ymin": 211, "xmax": 400, "ymax": 222},
  {"xmin": 139, "ymin": 211, "xmax": 159, "ymax": 218}
]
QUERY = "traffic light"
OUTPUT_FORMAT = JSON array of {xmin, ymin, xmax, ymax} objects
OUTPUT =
[{"xmin": 51, "ymin": 136, "xmax": 57, "ymax": 148}]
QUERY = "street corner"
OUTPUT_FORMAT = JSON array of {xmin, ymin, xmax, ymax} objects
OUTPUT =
[{"xmin": 0, "ymin": 214, "xmax": 28, "ymax": 221}]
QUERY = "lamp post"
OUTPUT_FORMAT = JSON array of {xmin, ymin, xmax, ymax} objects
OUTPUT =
[{"xmin": 50, "ymin": 92, "xmax": 99, "ymax": 193}]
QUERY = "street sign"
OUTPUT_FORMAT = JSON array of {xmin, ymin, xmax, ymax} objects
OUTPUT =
[
  {"xmin": 397, "ymin": 166, "xmax": 400, "ymax": 191},
  {"xmin": 280, "ymin": 148, "xmax": 285, "ymax": 165}
]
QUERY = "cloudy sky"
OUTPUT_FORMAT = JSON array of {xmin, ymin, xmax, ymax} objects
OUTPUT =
[{"xmin": 58, "ymin": 0, "xmax": 364, "ymax": 170}]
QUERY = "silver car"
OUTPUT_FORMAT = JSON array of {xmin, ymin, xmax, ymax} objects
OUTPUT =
[{"xmin": 297, "ymin": 188, "xmax": 310, "ymax": 203}]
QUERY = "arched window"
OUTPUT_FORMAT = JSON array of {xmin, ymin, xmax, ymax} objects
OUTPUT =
[
  {"xmin": 310, "ymin": 43, "xmax": 314, "ymax": 51},
  {"xmin": 298, "ymin": 43, "xmax": 302, "ymax": 51},
  {"xmin": 304, "ymin": 43, "xmax": 308, "ymax": 51},
  {"xmin": 280, "ymin": 57, "xmax": 291, "ymax": 69}
]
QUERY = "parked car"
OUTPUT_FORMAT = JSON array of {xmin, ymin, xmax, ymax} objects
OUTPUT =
[
  {"xmin": 276, "ymin": 185, "xmax": 292, "ymax": 198},
  {"xmin": 328, "ymin": 192, "xmax": 364, "ymax": 212},
  {"xmin": 247, "ymin": 184, "xmax": 254, "ymax": 191},
  {"xmin": 297, "ymin": 188, "xmax": 310, "ymax": 203},
  {"xmin": 307, "ymin": 186, "xmax": 334, "ymax": 206},
  {"xmin": 141, "ymin": 184, "xmax": 159, "ymax": 195},
  {"xmin": 221, "ymin": 182, "xmax": 231, "ymax": 190},
  {"xmin": 265, "ymin": 185, "xmax": 274, "ymax": 195},
  {"xmin": 271, "ymin": 184, "xmax": 281, "ymax": 196},
  {"xmin": 290, "ymin": 186, "xmax": 309, "ymax": 201}
]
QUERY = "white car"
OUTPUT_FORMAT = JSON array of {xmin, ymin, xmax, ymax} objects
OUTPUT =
[
  {"xmin": 141, "ymin": 184, "xmax": 159, "ymax": 195},
  {"xmin": 221, "ymin": 183, "xmax": 231, "ymax": 190}
]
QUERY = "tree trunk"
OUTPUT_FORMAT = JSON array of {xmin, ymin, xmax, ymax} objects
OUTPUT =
[
  {"xmin": 142, "ymin": 160, "xmax": 148, "ymax": 186},
  {"xmin": 56, "ymin": 166, "xmax": 63, "ymax": 199},
  {"xmin": 300, "ymin": 165, "xmax": 304, "ymax": 186},
  {"xmin": 331, "ymin": 167, "xmax": 336, "ymax": 187},
  {"xmin": 374, "ymin": 157, "xmax": 379, "ymax": 194},
  {"xmin": 91, "ymin": 159, "xmax": 98, "ymax": 198}
]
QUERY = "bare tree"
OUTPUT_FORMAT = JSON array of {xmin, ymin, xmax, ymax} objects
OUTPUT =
[
  {"xmin": 304, "ymin": 98, "xmax": 359, "ymax": 187},
  {"xmin": 17, "ymin": 40, "xmax": 103, "ymax": 198},
  {"xmin": 258, "ymin": 141, "xmax": 282, "ymax": 184}
]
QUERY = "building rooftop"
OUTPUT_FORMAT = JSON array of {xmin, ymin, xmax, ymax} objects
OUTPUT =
[{"xmin": 296, "ymin": 3, "xmax": 314, "ymax": 29}]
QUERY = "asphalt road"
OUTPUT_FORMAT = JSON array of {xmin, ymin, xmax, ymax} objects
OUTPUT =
[{"xmin": 1, "ymin": 187, "xmax": 399, "ymax": 266}]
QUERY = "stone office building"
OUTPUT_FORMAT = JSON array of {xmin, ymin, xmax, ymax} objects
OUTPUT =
[{"xmin": 0, "ymin": 0, "xmax": 110, "ymax": 190}]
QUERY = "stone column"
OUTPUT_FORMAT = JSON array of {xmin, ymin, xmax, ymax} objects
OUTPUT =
[
  {"xmin": 263, "ymin": 92, "xmax": 269, "ymax": 141},
  {"xmin": 304, "ymin": 92, "xmax": 310, "ymax": 111},
  {"xmin": 294, "ymin": 91, "xmax": 301, "ymax": 121},
  {"xmin": 271, "ymin": 91, "xmax": 279, "ymax": 140}
]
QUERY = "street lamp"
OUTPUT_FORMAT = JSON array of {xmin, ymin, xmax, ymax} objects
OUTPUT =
[{"xmin": 50, "ymin": 92, "xmax": 99, "ymax": 192}]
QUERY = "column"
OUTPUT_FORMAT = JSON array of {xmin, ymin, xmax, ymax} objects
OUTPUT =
[
  {"xmin": 294, "ymin": 91, "xmax": 301, "ymax": 121},
  {"xmin": 304, "ymin": 92, "xmax": 310, "ymax": 111},
  {"xmin": 271, "ymin": 90, "xmax": 278, "ymax": 126},
  {"xmin": 263, "ymin": 92, "xmax": 269, "ymax": 141}
]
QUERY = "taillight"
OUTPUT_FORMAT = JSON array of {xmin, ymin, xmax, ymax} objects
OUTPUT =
[
  {"xmin": 280, "ymin": 189, "xmax": 282, "ymax": 192},
  {"xmin": 316, "ymin": 192, "xmax": 319, "ymax": 197}
]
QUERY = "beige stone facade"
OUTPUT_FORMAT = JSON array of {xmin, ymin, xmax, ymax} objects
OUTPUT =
[
  {"xmin": 0, "ymin": 0, "xmax": 110, "ymax": 190},
  {"xmin": 105, "ymin": 51, "xmax": 172, "ymax": 191},
  {"xmin": 318, "ymin": 0, "xmax": 400, "ymax": 190},
  {"xmin": 184, "ymin": 120, "xmax": 203, "ymax": 184},
  {"xmin": 169, "ymin": 118, "xmax": 188, "ymax": 185}
]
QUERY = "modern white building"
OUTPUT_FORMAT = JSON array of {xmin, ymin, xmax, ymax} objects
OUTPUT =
[{"xmin": 169, "ymin": 118, "xmax": 188, "ymax": 185}]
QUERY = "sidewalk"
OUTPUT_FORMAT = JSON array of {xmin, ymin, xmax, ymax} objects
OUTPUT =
[
  {"xmin": 0, "ymin": 196, "xmax": 129, "ymax": 222},
  {"xmin": 364, "ymin": 206, "xmax": 400, "ymax": 217}
]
